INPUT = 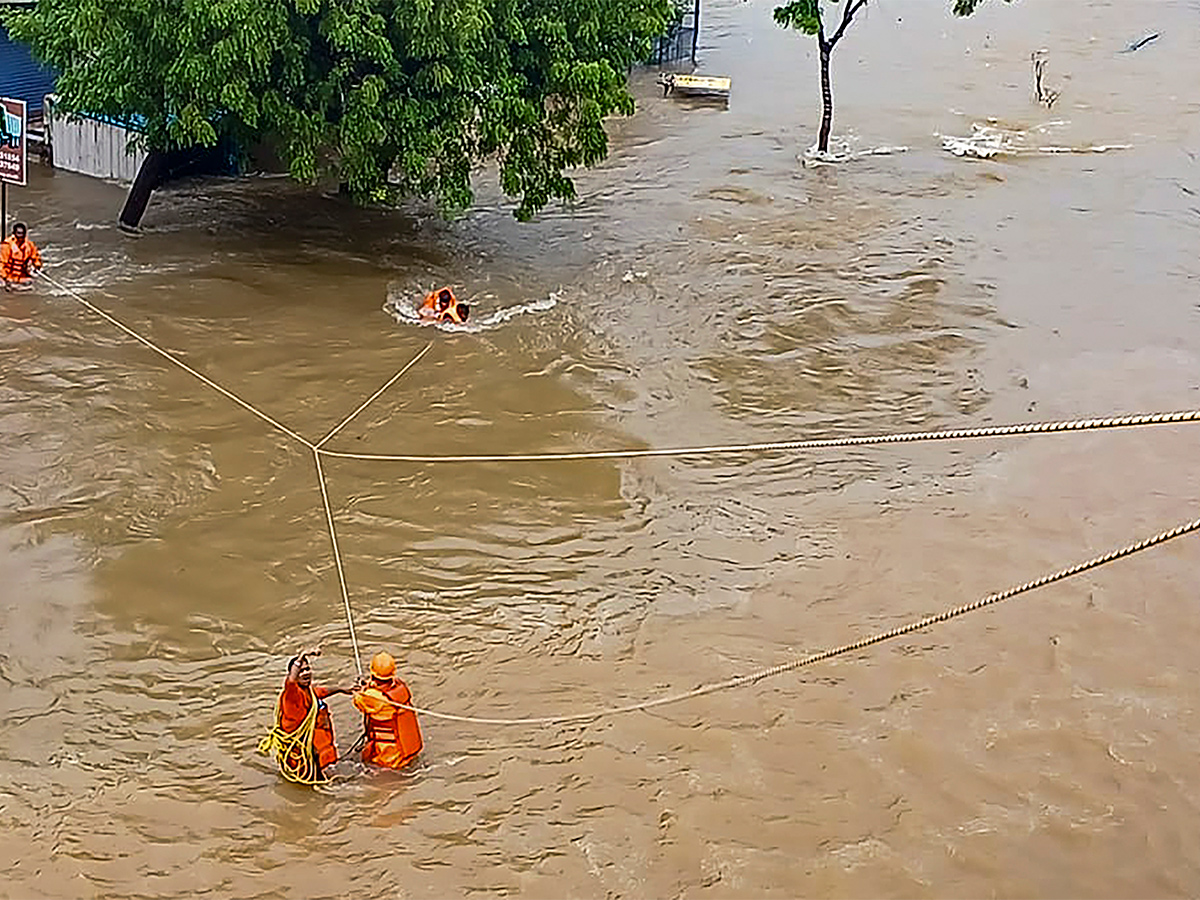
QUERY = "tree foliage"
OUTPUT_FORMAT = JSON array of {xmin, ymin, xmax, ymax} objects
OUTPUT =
[
  {"xmin": 773, "ymin": 0, "xmax": 1003, "ymax": 41},
  {"xmin": 4, "ymin": 0, "xmax": 671, "ymax": 219}
]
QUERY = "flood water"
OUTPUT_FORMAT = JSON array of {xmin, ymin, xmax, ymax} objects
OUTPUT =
[{"xmin": 4, "ymin": 0, "xmax": 1200, "ymax": 896}]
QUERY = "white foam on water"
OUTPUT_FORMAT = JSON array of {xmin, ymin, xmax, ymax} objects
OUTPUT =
[
  {"xmin": 384, "ymin": 289, "xmax": 560, "ymax": 333},
  {"xmin": 1039, "ymin": 144, "xmax": 1133, "ymax": 154},
  {"xmin": 799, "ymin": 135, "xmax": 910, "ymax": 167},
  {"xmin": 939, "ymin": 121, "xmax": 1133, "ymax": 159}
]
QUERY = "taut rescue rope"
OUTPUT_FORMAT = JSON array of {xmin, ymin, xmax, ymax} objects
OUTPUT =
[
  {"xmin": 314, "ymin": 448, "xmax": 363, "ymax": 675},
  {"xmin": 39, "ymin": 272, "xmax": 314, "ymax": 447},
  {"xmin": 316, "ymin": 343, "xmax": 432, "ymax": 448},
  {"xmin": 39, "ymin": 270, "xmax": 431, "ymax": 675},
  {"xmin": 317, "ymin": 409, "xmax": 1200, "ymax": 463},
  {"xmin": 37, "ymin": 271, "xmax": 1200, "ymax": 727},
  {"xmin": 388, "ymin": 515, "xmax": 1200, "ymax": 724}
]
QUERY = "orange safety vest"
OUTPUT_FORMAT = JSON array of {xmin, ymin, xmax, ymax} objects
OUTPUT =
[
  {"xmin": 353, "ymin": 678, "xmax": 423, "ymax": 769},
  {"xmin": 279, "ymin": 680, "xmax": 338, "ymax": 769},
  {"xmin": 1, "ymin": 236, "xmax": 41, "ymax": 283},
  {"xmin": 419, "ymin": 287, "xmax": 466, "ymax": 324}
]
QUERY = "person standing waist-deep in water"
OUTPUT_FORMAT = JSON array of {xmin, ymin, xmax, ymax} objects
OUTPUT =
[
  {"xmin": 352, "ymin": 651, "xmax": 424, "ymax": 770},
  {"xmin": 259, "ymin": 647, "xmax": 355, "ymax": 784},
  {"xmin": 1, "ymin": 223, "xmax": 42, "ymax": 291}
]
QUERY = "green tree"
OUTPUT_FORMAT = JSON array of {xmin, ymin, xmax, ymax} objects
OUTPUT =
[
  {"xmin": 4, "ymin": 0, "xmax": 671, "ymax": 220},
  {"xmin": 773, "ymin": 0, "xmax": 1004, "ymax": 154}
]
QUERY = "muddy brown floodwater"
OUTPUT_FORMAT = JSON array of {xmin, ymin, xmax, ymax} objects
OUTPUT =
[{"xmin": 4, "ymin": 0, "xmax": 1200, "ymax": 896}]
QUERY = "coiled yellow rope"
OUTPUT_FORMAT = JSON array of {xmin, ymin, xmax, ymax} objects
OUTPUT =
[{"xmin": 256, "ymin": 686, "xmax": 329, "ymax": 785}]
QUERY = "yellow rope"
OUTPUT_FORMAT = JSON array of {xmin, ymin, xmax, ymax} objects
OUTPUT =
[
  {"xmin": 315, "ymin": 409, "xmax": 1200, "ymax": 463},
  {"xmin": 383, "ymin": 514, "xmax": 1200, "ymax": 725},
  {"xmin": 39, "ymin": 269, "xmax": 431, "ymax": 678},
  {"xmin": 256, "ymin": 686, "xmax": 329, "ymax": 785}
]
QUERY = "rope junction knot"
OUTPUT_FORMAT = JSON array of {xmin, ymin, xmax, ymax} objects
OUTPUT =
[{"xmin": 37, "ymin": 270, "xmax": 1200, "ymax": 726}]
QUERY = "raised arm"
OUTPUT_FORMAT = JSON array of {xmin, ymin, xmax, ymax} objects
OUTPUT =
[{"xmin": 285, "ymin": 646, "xmax": 321, "ymax": 685}]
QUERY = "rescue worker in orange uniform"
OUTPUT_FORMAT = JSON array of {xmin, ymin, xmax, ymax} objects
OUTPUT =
[
  {"xmin": 418, "ymin": 286, "xmax": 469, "ymax": 324},
  {"xmin": 269, "ymin": 647, "xmax": 356, "ymax": 783},
  {"xmin": 352, "ymin": 651, "xmax": 424, "ymax": 770},
  {"xmin": 1, "ymin": 222, "xmax": 42, "ymax": 290}
]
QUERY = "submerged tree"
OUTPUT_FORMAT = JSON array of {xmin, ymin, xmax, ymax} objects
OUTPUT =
[
  {"xmin": 773, "ymin": 0, "xmax": 1004, "ymax": 154},
  {"xmin": 3, "ymin": 0, "xmax": 671, "ymax": 220}
]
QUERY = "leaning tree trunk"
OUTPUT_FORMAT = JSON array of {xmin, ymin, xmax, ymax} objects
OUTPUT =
[
  {"xmin": 817, "ymin": 39, "xmax": 833, "ymax": 153},
  {"xmin": 119, "ymin": 151, "xmax": 169, "ymax": 233}
]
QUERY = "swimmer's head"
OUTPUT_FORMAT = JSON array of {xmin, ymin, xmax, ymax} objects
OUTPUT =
[
  {"xmin": 437, "ymin": 289, "xmax": 453, "ymax": 310},
  {"xmin": 457, "ymin": 303, "xmax": 470, "ymax": 322}
]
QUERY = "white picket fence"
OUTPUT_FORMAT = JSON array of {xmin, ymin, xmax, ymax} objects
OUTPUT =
[{"xmin": 45, "ymin": 95, "xmax": 146, "ymax": 182}]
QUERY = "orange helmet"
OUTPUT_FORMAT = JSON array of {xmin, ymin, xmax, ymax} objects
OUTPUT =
[{"xmin": 370, "ymin": 651, "xmax": 396, "ymax": 679}]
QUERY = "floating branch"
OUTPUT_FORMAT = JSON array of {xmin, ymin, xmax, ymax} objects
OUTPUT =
[{"xmin": 1031, "ymin": 50, "xmax": 1061, "ymax": 109}]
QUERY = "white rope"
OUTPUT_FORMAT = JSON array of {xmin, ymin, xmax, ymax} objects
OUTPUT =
[
  {"xmin": 39, "ymin": 270, "xmax": 313, "ymax": 448},
  {"xmin": 313, "ymin": 448, "xmax": 362, "ymax": 675},
  {"xmin": 316, "ymin": 343, "xmax": 433, "ymax": 448},
  {"xmin": 315, "ymin": 409, "xmax": 1200, "ymax": 463},
  {"xmin": 37, "ymin": 272, "xmax": 1200, "ymax": 729}
]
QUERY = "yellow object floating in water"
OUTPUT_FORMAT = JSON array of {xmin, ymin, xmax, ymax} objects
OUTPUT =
[{"xmin": 661, "ymin": 74, "xmax": 732, "ymax": 99}]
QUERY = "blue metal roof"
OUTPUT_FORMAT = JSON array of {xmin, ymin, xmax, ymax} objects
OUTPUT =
[{"xmin": 0, "ymin": 23, "xmax": 56, "ymax": 114}]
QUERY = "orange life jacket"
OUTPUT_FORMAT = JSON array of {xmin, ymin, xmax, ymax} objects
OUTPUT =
[
  {"xmin": 1, "ymin": 236, "xmax": 41, "ymax": 283},
  {"xmin": 419, "ymin": 287, "xmax": 466, "ymax": 324},
  {"xmin": 279, "ymin": 681, "xmax": 338, "ymax": 769},
  {"xmin": 352, "ymin": 678, "xmax": 423, "ymax": 769}
]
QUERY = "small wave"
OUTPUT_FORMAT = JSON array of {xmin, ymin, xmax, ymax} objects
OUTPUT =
[
  {"xmin": 383, "ymin": 290, "xmax": 560, "ymax": 333},
  {"xmin": 940, "ymin": 124, "xmax": 1021, "ymax": 158},
  {"xmin": 800, "ymin": 136, "xmax": 910, "ymax": 167},
  {"xmin": 1038, "ymin": 144, "xmax": 1133, "ymax": 155}
]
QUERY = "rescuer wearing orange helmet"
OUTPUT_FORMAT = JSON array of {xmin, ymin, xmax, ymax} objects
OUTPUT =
[{"xmin": 352, "ymin": 651, "xmax": 424, "ymax": 770}]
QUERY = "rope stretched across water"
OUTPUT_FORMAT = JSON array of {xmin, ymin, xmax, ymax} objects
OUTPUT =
[
  {"xmin": 39, "ymin": 270, "xmax": 430, "ymax": 674},
  {"xmin": 316, "ymin": 343, "xmax": 432, "ymax": 448},
  {"xmin": 39, "ymin": 271, "xmax": 315, "ymax": 448},
  {"xmin": 392, "ymin": 514, "xmax": 1200, "ymax": 725},
  {"xmin": 40, "ymin": 269, "xmax": 1200, "ymax": 476},
  {"xmin": 38, "ymin": 270, "xmax": 1200, "ymax": 722},
  {"xmin": 318, "ymin": 409, "xmax": 1200, "ymax": 463},
  {"xmin": 314, "ymin": 448, "xmax": 363, "ymax": 675},
  {"xmin": 42, "ymin": 264, "xmax": 1200, "ymax": 468}
]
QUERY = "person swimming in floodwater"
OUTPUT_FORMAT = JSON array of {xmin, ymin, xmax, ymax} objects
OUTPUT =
[{"xmin": 419, "ymin": 286, "xmax": 469, "ymax": 324}]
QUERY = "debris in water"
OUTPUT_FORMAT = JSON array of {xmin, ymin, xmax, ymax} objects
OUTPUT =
[
  {"xmin": 659, "ymin": 73, "xmax": 731, "ymax": 103},
  {"xmin": 799, "ymin": 137, "xmax": 908, "ymax": 166},
  {"xmin": 1122, "ymin": 32, "xmax": 1160, "ymax": 53},
  {"xmin": 940, "ymin": 124, "xmax": 1019, "ymax": 159},
  {"xmin": 1031, "ymin": 50, "xmax": 1061, "ymax": 109}
]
